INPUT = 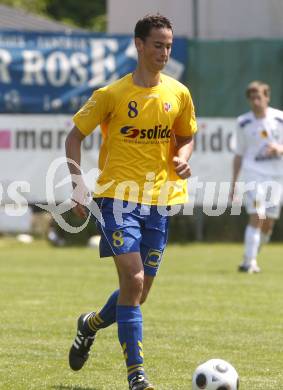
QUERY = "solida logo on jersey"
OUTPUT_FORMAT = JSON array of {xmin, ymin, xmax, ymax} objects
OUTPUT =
[{"xmin": 120, "ymin": 125, "xmax": 171, "ymax": 140}]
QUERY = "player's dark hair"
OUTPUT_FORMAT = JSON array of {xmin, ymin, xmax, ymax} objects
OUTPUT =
[
  {"xmin": 134, "ymin": 14, "xmax": 173, "ymax": 41},
  {"xmin": 246, "ymin": 80, "xmax": 271, "ymax": 98}
]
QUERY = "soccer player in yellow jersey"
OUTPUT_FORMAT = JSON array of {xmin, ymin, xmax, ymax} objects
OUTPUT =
[{"xmin": 66, "ymin": 14, "xmax": 197, "ymax": 390}]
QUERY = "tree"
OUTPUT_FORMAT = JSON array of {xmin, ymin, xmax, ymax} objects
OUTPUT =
[
  {"xmin": 46, "ymin": 0, "xmax": 106, "ymax": 31},
  {"xmin": 0, "ymin": 0, "xmax": 107, "ymax": 31},
  {"xmin": 0, "ymin": 0, "xmax": 47, "ymax": 13}
]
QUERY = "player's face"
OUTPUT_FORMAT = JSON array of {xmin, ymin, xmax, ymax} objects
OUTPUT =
[
  {"xmin": 248, "ymin": 90, "xmax": 270, "ymax": 113},
  {"xmin": 136, "ymin": 27, "xmax": 173, "ymax": 72}
]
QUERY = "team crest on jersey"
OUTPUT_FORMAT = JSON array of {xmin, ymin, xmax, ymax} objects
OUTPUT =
[
  {"xmin": 260, "ymin": 129, "xmax": 268, "ymax": 138},
  {"xmin": 164, "ymin": 102, "xmax": 172, "ymax": 112}
]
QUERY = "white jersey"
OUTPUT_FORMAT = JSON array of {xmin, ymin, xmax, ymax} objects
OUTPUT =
[{"xmin": 235, "ymin": 107, "xmax": 283, "ymax": 177}]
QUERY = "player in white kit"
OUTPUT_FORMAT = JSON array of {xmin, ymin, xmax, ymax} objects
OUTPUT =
[{"xmin": 231, "ymin": 81, "xmax": 283, "ymax": 273}]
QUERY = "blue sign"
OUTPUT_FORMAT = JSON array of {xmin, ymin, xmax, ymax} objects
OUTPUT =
[{"xmin": 0, "ymin": 31, "xmax": 188, "ymax": 113}]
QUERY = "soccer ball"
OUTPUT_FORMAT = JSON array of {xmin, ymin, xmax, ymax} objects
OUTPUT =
[{"xmin": 192, "ymin": 359, "xmax": 239, "ymax": 390}]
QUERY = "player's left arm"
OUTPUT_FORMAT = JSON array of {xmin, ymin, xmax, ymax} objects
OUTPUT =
[
  {"xmin": 266, "ymin": 142, "xmax": 283, "ymax": 156},
  {"xmin": 173, "ymin": 135, "xmax": 194, "ymax": 179},
  {"xmin": 172, "ymin": 89, "xmax": 197, "ymax": 179}
]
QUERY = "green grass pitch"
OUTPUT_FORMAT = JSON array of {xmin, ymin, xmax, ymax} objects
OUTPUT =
[{"xmin": 0, "ymin": 238, "xmax": 282, "ymax": 389}]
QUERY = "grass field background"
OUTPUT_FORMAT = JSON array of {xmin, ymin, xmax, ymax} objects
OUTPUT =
[{"xmin": 0, "ymin": 238, "xmax": 282, "ymax": 389}]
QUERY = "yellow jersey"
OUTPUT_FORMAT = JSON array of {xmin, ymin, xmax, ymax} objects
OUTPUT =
[{"xmin": 73, "ymin": 73, "xmax": 197, "ymax": 205}]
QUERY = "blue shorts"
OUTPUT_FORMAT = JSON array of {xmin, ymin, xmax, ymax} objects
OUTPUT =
[{"xmin": 91, "ymin": 198, "xmax": 169, "ymax": 276}]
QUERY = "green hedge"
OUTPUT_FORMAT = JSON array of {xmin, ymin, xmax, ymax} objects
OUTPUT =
[{"xmin": 187, "ymin": 39, "xmax": 283, "ymax": 117}]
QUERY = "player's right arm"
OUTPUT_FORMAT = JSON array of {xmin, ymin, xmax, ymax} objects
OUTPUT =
[
  {"xmin": 65, "ymin": 126, "xmax": 88, "ymax": 218},
  {"xmin": 230, "ymin": 121, "xmax": 245, "ymax": 201},
  {"xmin": 65, "ymin": 87, "xmax": 113, "ymax": 218},
  {"xmin": 230, "ymin": 154, "xmax": 242, "ymax": 201}
]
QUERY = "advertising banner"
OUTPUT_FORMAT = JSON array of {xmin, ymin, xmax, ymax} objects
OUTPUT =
[
  {"xmin": 189, "ymin": 118, "xmax": 235, "ymax": 209},
  {"xmin": 0, "ymin": 116, "xmax": 236, "ymax": 205},
  {"xmin": 0, "ymin": 114, "xmax": 100, "ymax": 203},
  {"xmin": 0, "ymin": 31, "xmax": 187, "ymax": 114}
]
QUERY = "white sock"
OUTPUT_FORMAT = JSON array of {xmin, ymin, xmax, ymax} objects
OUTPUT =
[{"xmin": 243, "ymin": 225, "xmax": 261, "ymax": 265}]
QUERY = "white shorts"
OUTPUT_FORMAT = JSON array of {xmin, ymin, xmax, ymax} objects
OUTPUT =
[{"xmin": 242, "ymin": 171, "xmax": 283, "ymax": 219}]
